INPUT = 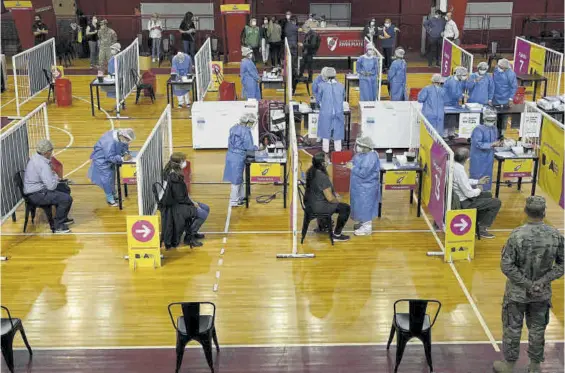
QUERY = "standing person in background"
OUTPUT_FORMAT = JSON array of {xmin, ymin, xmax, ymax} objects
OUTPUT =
[
  {"xmin": 317, "ymin": 67, "xmax": 345, "ymax": 156},
  {"xmin": 388, "ymin": 47, "xmax": 407, "ymax": 101},
  {"xmin": 285, "ymin": 16, "xmax": 299, "ymax": 73},
  {"xmin": 356, "ymin": 44, "xmax": 379, "ymax": 101},
  {"xmin": 241, "ymin": 18, "xmax": 261, "ymax": 63},
  {"xmin": 223, "ymin": 114, "xmax": 258, "ymax": 207},
  {"xmin": 148, "ymin": 13, "xmax": 163, "ymax": 63},
  {"xmin": 85, "ymin": 16, "xmax": 99, "ymax": 68},
  {"xmin": 280, "ymin": 10, "xmax": 292, "ymax": 41},
  {"xmin": 179, "ymin": 12, "xmax": 197, "ymax": 59},
  {"xmin": 443, "ymin": 11, "xmax": 460, "ymax": 45},
  {"xmin": 493, "ymin": 59, "xmax": 518, "ymax": 106},
  {"xmin": 97, "ymin": 20, "xmax": 118, "ymax": 73},
  {"xmin": 297, "ymin": 25, "xmax": 320, "ymax": 83},
  {"xmin": 469, "ymin": 109, "xmax": 500, "ymax": 191},
  {"xmin": 260, "ymin": 16, "xmax": 270, "ymax": 65},
  {"xmin": 33, "ymin": 15, "xmax": 49, "ymax": 45},
  {"xmin": 240, "ymin": 47, "xmax": 261, "ymax": 100},
  {"xmin": 347, "ymin": 136, "xmax": 381, "ymax": 236},
  {"xmin": 378, "ymin": 18, "xmax": 400, "ymax": 71},
  {"xmin": 443, "ymin": 66, "xmax": 468, "ymax": 106},
  {"xmin": 88, "ymin": 128, "xmax": 135, "ymax": 207},
  {"xmin": 267, "ymin": 16, "xmax": 282, "ymax": 67},
  {"xmin": 467, "ymin": 61, "xmax": 494, "ymax": 105},
  {"xmin": 312, "ymin": 67, "xmax": 329, "ymax": 103},
  {"xmin": 363, "ymin": 18, "xmax": 377, "ymax": 46},
  {"xmin": 303, "ymin": 13, "xmax": 319, "ymax": 29},
  {"xmin": 77, "ymin": 9, "xmax": 89, "ymax": 58},
  {"xmin": 423, "ymin": 10, "xmax": 445, "ymax": 67},
  {"xmin": 418, "ymin": 74, "xmax": 446, "ymax": 135},
  {"xmin": 494, "ymin": 196, "xmax": 564, "ymax": 373},
  {"xmin": 319, "ymin": 15, "xmax": 327, "ymax": 28}
]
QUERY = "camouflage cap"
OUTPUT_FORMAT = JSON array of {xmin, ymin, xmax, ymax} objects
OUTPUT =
[{"xmin": 525, "ymin": 196, "xmax": 546, "ymax": 212}]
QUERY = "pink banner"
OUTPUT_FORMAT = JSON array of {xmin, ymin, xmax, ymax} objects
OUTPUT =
[
  {"xmin": 429, "ymin": 142, "xmax": 448, "ymax": 228},
  {"xmin": 514, "ymin": 39, "xmax": 531, "ymax": 75},
  {"xmin": 441, "ymin": 40, "xmax": 452, "ymax": 77}
]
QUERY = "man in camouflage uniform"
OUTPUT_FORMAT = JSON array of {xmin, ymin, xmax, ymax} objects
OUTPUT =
[
  {"xmin": 97, "ymin": 20, "xmax": 118, "ymax": 73},
  {"xmin": 494, "ymin": 196, "xmax": 564, "ymax": 373}
]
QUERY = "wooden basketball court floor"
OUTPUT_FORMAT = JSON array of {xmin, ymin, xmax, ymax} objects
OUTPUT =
[{"xmin": 0, "ymin": 65, "xmax": 563, "ymax": 372}]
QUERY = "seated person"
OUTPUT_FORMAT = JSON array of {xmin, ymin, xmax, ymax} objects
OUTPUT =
[
  {"xmin": 171, "ymin": 52, "xmax": 193, "ymax": 108},
  {"xmin": 453, "ymin": 147, "xmax": 502, "ymax": 239},
  {"xmin": 304, "ymin": 152, "xmax": 351, "ymax": 242},
  {"xmin": 23, "ymin": 139, "xmax": 73, "ymax": 233},
  {"xmin": 161, "ymin": 152, "xmax": 209, "ymax": 249}
]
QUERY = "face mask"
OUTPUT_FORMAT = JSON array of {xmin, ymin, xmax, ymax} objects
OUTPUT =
[
  {"xmin": 286, "ymin": 14, "xmax": 291, "ymax": 20},
  {"xmin": 251, "ymin": 21, "xmax": 257, "ymax": 26},
  {"xmin": 370, "ymin": 21, "xmax": 375, "ymax": 26},
  {"xmin": 93, "ymin": 19, "xmax": 97, "ymax": 24},
  {"xmin": 461, "ymin": 76, "xmax": 468, "ymax": 81},
  {"xmin": 181, "ymin": 161, "xmax": 187, "ymax": 169},
  {"xmin": 367, "ymin": 51, "xmax": 376, "ymax": 57},
  {"xmin": 434, "ymin": 14, "xmax": 440, "ymax": 18},
  {"xmin": 355, "ymin": 145, "xmax": 362, "ymax": 153},
  {"xmin": 478, "ymin": 70, "xmax": 487, "ymax": 75},
  {"xmin": 445, "ymin": 16, "xmax": 449, "ymax": 20},
  {"xmin": 485, "ymin": 121, "xmax": 495, "ymax": 127},
  {"xmin": 385, "ymin": 23, "xmax": 391, "ymax": 27},
  {"xmin": 111, "ymin": 50, "xmax": 117, "ymax": 55},
  {"xmin": 264, "ymin": 20, "xmax": 268, "ymax": 24}
]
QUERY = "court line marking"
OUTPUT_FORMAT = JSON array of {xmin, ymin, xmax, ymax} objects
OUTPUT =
[
  {"xmin": 0, "ymin": 97, "xmax": 15, "ymax": 109},
  {"xmin": 419, "ymin": 203, "xmax": 500, "ymax": 352},
  {"xmin": 214, "ymin": 200, "xmax": 233, "ymax": 292},
  {"xmin": 4, "ymin": 227, "xmax": 564, "ymax": 237},
  {"xmin": 13, "ymin": 340, "xmax": 564, "ymax": 351}
]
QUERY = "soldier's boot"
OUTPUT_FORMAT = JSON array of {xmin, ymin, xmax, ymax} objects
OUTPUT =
[
  {"xmin": 493, "ymin": 360, "xmax": 515, "ymax": 373},
  {"xmin": 527, "ymin": 362, "xmax": 541, "ymax": 373}
]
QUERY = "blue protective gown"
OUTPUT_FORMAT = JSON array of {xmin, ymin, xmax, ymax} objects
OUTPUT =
[
  {"xmin": 312, "ymin": 74, "xmax": 325, "ymax": 102},
  {"xmin": 470, "ymin": 124, "xmax": 499, "ymax": 191},
  {"xmin": 466, "ymin": 73, "xmax": 494, "ymax": 105},
  {"xmin": 172, "ymin": 53, "xmax": 193, "ymax": 96},
  {"xmin": 418, "ymin": 84, "xmax": 445, "ymax": 135},
  {"xmin": 492, "ymin": 67, "xmax": 518, "ymax": 105},
  {"xmin": 317, "ymin": 80, "xmax": 345, "ymax": 140},
  {"xmin": 357, "ymin": 55, "xmax": 378, "ymax": 101},
  {"xmin": 88, "ymin": 130, "xmax": 129, "ymax": 194},
  {"xmin": 240, "ymin": 58, "xmax": 261, "ymax": 100},
  {"xmin": 222, "ymin": 125, "xmax": 257, "ymax": 185},
  {"xmin": 105, "ymin": 56, "xmax": 117, "ymax": 98},
  {"xmin": 443, "ymin": 76, "xmax": 465, "ymax": 106},
  {"xmin": 350, "ymin": 151, "xmax": 381, "ymax": 223},
  {"xmin": 387, "ymin": 59, "xmax": 407, "ymax": 101}
]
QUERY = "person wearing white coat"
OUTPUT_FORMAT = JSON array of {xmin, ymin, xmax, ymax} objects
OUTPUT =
[{"xmin": 148, "ymin": 13, "xmax": 163, "ymax": 62}]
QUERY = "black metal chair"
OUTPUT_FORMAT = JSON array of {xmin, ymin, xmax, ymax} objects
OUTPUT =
[
  {"xmin": 298, "ymin": 181, "xmax": 334, "ymax": 245},
  {"xmin": 14, "ymin": 171, "xmax": 55, "ymax": 233},
  {"xmin": 386, "ymin": 299, "xmax": 441, "ymax": 373},
  {"xmin": 168, "ymin": 302, "xmax": 219, "ymax": 373},
  {"xmin": 42, "ymin": 69, "xmax": 55, "ymax": 103},
  {"xmin": 1, "ymin": 306, "xmax": 33, "ymax": 373},
  {"xmin": 131, "ymin": 69, "xmax": 155, "ymax": 104}
]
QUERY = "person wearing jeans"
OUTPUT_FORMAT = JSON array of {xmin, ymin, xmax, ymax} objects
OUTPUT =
[
  {"xmin": 148, "ymin": 13, "xmax": 163, "ymax": 63},
  {"xmin": 179, "ymin": 12, "xmax": 196, "ymax": 59},
  {"xmin": 305, "ymin": 152, "xmax": 351, "ymax": 242},
  {"xmin": 86, "ymin": 16, "xmax": 99, "ymax": 68}
]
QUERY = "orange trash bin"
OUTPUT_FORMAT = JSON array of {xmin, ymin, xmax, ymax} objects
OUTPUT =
[{"xmin": 55, "ymin": 79, "xmax": 72, "ymax": 107}]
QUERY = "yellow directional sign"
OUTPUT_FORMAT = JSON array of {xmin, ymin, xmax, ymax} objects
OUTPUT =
[
  {"xmin": 126, "ymin": 216, "xmax": 161, "ymax": 269},
  {"xmin": 384, "ymin": 170, "xmax": 417, "ymax": 190},
  {"xmin": 250, "ymin": 163, "xmax": 282, "ymax": 182},
  {"xmin": 445, "ymin": 209, "xmax": 476, "ymax": 262}
]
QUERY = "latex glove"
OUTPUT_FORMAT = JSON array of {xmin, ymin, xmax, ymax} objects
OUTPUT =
[
  {"xmin": 123, "ymin": 154, "xmax": 133, "ymax": 161},
  {"xmin": 394, "ymin": 27, "xmax": 400, "ymax": 32},
  {"xmin": 346, "ymin": 162, "xmax": 353, "ymax": 169},
  {"xmin": 488, "ymin": 100, "xmax": 493, "ymax": 106}
]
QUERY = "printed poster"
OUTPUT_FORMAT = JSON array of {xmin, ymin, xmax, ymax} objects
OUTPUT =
[
  {"xmin": 529, "ymin": 45, "xmax": 546, "ymax": 75},
  {"xmin": 538, "ymin": 117, "xmax": 564, "ymax": 208},
  {"xmin": 458, "ymin": 113, "xmax": 480, "ymax": 138},
  {"xmin": 419, "ymin": 120, "xmax": 434, "ymax": 206},
  {"xmin": 514, "ymin": 39, "xmax": 531, "ymax": 75},
  {"xmin": 441, "ymin": 40, "xmax": 452, "ymax": 77},
  {"xmin": 429, "ymin": 142, "xmax": 448, "ymax": 229}
]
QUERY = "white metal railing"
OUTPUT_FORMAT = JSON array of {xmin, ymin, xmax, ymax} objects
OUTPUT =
[
  {"xmin": 114, "ymin": 38, "xmax": 140, "ymax": 118},
  {"xmin": 195, "ymin": 37, "xmax": 212, "ymax": 101}
]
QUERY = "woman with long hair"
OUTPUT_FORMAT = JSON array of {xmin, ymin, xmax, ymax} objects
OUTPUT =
[
  {"xmin": 304, "ymin": 152, "xmax": 351, "ymax": 241},
  {"xmin": 161, "ymin": 152, "xmax": 209, "ymax": 248},
  {"xmin": 179, "ymin": 11, "xmax": 196, "ymax": 58}
]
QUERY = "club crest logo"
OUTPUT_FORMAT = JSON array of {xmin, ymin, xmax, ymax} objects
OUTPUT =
[{"xmin": 327, "ymin": 37, "xmax": 338, "ymax": 51}]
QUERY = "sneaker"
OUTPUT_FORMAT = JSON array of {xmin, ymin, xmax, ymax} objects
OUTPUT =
[
  {"xmin": 184, "ymin": 238, "xmax": 203, "ymax": 248},
  {"xmin": 152, "ymin": 58, "xmax": 156, "ymax": 63},
  {"xmin": 107, "ymin": 201, "xmax": 119, "ymax": 207},
  {"xmin": 479, "ymin": 229, "xmax": 495, "ymax": 239},
  {"xmin": 178, "ymin": 104, "xmax": 183, "ymax": 109},
  {"xmin": 194, "ymin": 233, "xmax": 205, "ymax": 239},
  {"xmin": 230, "ymin": 201, "xmax": 245, "ymax": 207},
  {"xmin": 54, "ymin": 226, "xmax": 71, "ymax": 234},
  {"xmin": 354, "ymin": 228, "xmax": 372, "ymax": 236},
  {"xmin": 332, "ymin": 233, "xmax": 350, "ymax": 242},
  {"xmin": 63, "ymin": 218, "xmax": 75, "ymax": 225}
]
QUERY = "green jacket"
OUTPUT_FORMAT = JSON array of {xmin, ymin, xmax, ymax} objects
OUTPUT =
[
  {"xmin": 242, "ymin": 25, "xmax": 260, "ymax": 48},
  {"xmin": 267, "ymin": 22, "xmax": 282, "ymax": 43}
]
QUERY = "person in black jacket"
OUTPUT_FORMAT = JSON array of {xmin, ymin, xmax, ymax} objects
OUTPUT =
[
  {"xmin": 298, "ymin": 25, "xmax": 319, "ymax": 82},
  {"xmin": 160, "ymin": 152, "xmax": 209, "ymax": 249}
]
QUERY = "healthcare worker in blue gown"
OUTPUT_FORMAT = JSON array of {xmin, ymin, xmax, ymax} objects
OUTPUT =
[
  {"xmin": 347, "ymin": 136, "xmax": 381, "ymax": 236},
  {"xmin": 240, "ymin": 46, "xmax": 261, "ymax": 100},
  {"xmin": 171, "ymin": 51, "xmax": 193, "ymax": 108},
  {"xmin": 356, "ymin": 44, "xmax": 379, "ymax": 101},
  {"xmin": 443, "ymin": 66, "xmax": 468, "ymax": 106},
  {"xmin": 223, "ymin": 113, "xmax": 258, "ymax": 207},
  {"xmin": 418, "ymin": 73, "xmax": 446, "ymax": 136},
  {"xmin": 103, "ymin": 43, "xmax": 122, "ymax": 103},
  {"xmin": 387, "ymin": 47, "xmax": 407, "ymax": 101},
  {"xmin": 312, "ymin": 67, "xmax": 328, "ymax": 103},
  {"xmin": 470, "ymin": 109, "xmax": 501, "ymax": 191},
  {"xmin": 466, "ymin": 61, "xmax": 494, "ymax": 105},
  {"xmin": 317, "ymin": 67, "xmax": 345, "ymax": 155},
  {"xmin": 88, "ymin": 128, "xmax": 135, "ymax": 206},
  {"xmin": 492, "ymin": 58, "xmax": 518, "ymax": 106}
]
